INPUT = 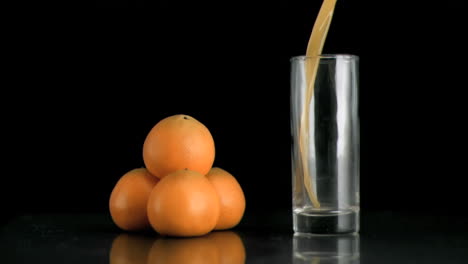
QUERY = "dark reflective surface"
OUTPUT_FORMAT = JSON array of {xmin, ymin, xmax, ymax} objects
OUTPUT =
[
  {"xmin": 108, "ymin": 231, "xmax": 246, "ymax": 264},
  {"xmin": 293, "ymin": 233, "xmax": 359, "ymax": 264},
  {"xmin": 1, "ymin": 211, "xmax": 468, "ymax": 263}
]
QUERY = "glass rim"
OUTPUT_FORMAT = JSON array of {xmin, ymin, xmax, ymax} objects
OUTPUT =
[{"xmin": 290, "ymin": 54, "xmax": 359, "ymax": 61}]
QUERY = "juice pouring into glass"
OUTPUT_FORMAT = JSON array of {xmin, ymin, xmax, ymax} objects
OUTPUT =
[{"xmin": 291, "ymin": 0, "xmax": 360, "ymax": 234}]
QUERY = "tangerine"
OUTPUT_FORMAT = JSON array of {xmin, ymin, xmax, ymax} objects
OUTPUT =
[
  {"xmin": 206, "ymin": 168, "xmax": 245, "ymax": 230},
  {"xmin": 147, "ymin": 169, "xmax": 220, "ymax": 236},
  {"xmin": 109, "ymin": 168, "xmax": 159, "ymax": 231},
  {"xmin": 143, "ymin": 114, "xmax": 215, "ymax": 178}
]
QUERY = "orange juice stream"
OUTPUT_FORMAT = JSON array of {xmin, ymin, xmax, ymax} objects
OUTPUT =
[{"xmin": 299, "ymin": 0, "xmax": 338, "ymax": 208}]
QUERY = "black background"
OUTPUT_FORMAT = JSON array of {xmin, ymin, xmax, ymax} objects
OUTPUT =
[{"xmin": 3, "ymin": 1, "xmax": 466, "ymax": 225}]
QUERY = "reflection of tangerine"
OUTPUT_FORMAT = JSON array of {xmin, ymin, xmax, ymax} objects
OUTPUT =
[
  {"xmin": 109, "ymin": 168, "xmax": 159, "ymax": 231},
  {"xmin": 143, "ymin": 114, "xmax": 215, "ymax": 178},
  {"xmin": 147, "ymin": 169, "xmax": 220, "ymax": 237},
  {"xmin": 206, "ymin": 168, "xmax": 245, "ymax": 230},
  {"xmin": 207, "ymin": 232, "xmax": 246, "ymax": 264},
  {"xmin": 148, "ymin": 236, "xmax": 219, "ymax": 264},
  {"xmin": 109, "ymin": 234, "xmax": 154, "ymax": 264}
]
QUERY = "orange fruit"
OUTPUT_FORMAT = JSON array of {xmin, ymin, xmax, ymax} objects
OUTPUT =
[
  {"xmin": 109, "ymin": 234, "xmax": 154, "ymax": 264},
  {"xmin": 206, "ymin": 168, "xmax": 245, "ymax": 230},
  {"xmin": 207, "ymin": 232, "xmax": 246, "ymax": 264},
  {"xmin": 143, "ymin": 114, "xmax": 215, "ymax": 178},
  {"xmin": 109, "ymin": 168, "xmax": 159, "ymax": 231},
  {"xmin": 147, "ymin": 236, "xmax": 219, "ymax": 264},
  {"xmin": 147, "ymin": 169, "xmax": 220, "ymax": 237}
]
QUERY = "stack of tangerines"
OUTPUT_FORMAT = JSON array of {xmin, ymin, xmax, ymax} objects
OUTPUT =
[{"xmin": 109, "ymin": 114, "xmax": 245, "ymax": 237}]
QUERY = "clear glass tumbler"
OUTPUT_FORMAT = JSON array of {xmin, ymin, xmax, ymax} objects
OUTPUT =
[{"xmin": 290, "ymin": 54, "xmax": 359, "ymax": 234}]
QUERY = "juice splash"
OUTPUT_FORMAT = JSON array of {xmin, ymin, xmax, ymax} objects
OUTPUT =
[{"xmin": 299, "ymin": 0, "xmax": 338, "ymax": 208}]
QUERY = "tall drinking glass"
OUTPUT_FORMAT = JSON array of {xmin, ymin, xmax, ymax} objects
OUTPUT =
[{"xmin": 291, "ymin": 54, "xmax": 359, "ymax": 234}]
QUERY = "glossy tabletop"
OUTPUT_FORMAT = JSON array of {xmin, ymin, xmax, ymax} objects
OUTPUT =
[{"xmin": 2, "ymin": 211, "xmax": 467, "ymax": 264}]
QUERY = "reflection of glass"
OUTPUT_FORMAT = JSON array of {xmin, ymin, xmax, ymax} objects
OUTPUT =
[
  {"xmin": 291, "ymin": 55, "xmax": 360, "ymax": 234},
  {"xmin": 109, "ymin": 232, "xmax": 245, "ymax": 264},
  {"xmin": 293, "ymin": 233, "xmax": 360, "ymax": 264}
]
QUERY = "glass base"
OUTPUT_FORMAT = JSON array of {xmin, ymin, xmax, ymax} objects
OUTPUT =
[{"xmin": 293, "ymin": 208, "xmax": 359, "ymax": 234}]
